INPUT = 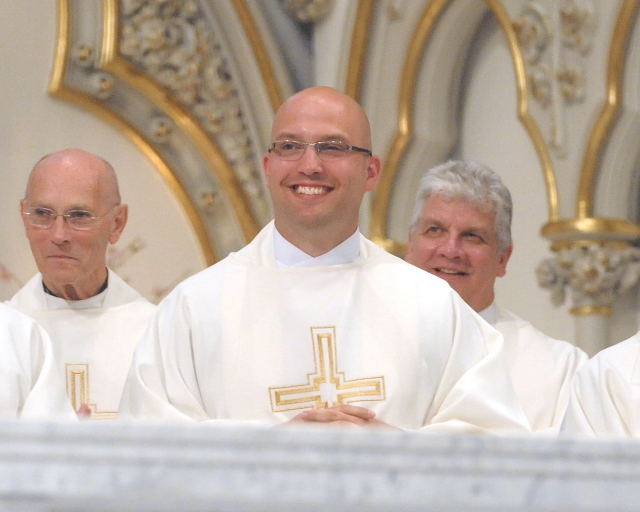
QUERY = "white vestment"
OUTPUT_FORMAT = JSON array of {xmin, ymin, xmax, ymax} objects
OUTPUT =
[
  {"xmin": 562, "ymin": 332, "xmax": 640, "ymax": 438},
  {"xmin": 9, "ymin": 269, "xmax": 156, "ymax": 419},
  {"xmin": 0, "ymin": 302, "xmax": 75, "ymax": 420},
  {"xmin": 486, "ymin": 306, "xmax": 588, "ymax": 433},
  {"xmin": 120, "ymin": 222, "xmax": 529, "ymax": 434}
]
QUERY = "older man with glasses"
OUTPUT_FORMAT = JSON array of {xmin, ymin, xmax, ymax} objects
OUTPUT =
[
  {"xmin": 119, "ymin": 86, "xmax": 529, "ymax": 434},
  {"xmin": 8, "ymin": 148, "xmax": 155, "ymax": 419}
]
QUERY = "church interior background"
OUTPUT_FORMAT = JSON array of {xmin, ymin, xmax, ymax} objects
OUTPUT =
[{"xmin": 2, "ymin": 0, "xmax": 640, "ymax": 358}]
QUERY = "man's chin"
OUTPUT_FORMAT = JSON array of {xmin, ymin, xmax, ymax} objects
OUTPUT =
[{"xmin": 42, "ymin": 268, "xmax": 81, "ymax": 287}]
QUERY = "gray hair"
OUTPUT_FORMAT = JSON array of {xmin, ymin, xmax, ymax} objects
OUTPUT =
[{"xmin": 409, "ymin": 160, "xmax": 513, "ymax": 253}]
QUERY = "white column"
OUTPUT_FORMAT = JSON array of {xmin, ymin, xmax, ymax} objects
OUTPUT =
[{"xmin": 574, "ymin": 313, "xmax": 610, "ymax": 357}]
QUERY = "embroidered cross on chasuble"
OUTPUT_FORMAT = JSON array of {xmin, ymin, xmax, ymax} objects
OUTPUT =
[
  {"xmin": 66, "ymin": 363, "xmax": 117, "ymax": 419},
  {"xmin": 269, "ymin": 327, "xmax": 386, "ymax": 412}
]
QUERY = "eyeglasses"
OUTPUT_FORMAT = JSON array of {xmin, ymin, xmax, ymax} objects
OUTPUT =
[
  {"xmin": 268, "ymin": 140, "xmax": 373, "ymax": 161},
  {"xmin": 22, "ymin": 205, "xmax": 118, "ymax": 231}
]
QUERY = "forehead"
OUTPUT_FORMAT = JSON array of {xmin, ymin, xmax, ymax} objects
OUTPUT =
[
  {"xmin": 272, "ymin": 93, "xmax": 368, "ymax": 143},
  {"xmin": 27, "ymin": 158, "xmax": 106, "ymax": 209},
  {"xmin": 422, "ymin": 195, "xmax": 495, "ymax": 228}
]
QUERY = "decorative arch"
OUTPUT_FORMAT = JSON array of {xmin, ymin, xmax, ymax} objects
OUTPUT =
[
  {"xmin": 368, "ymin": 0, "xmax": 559, "ymax": 253},
  {"xmin": 50, "ymin": 0, "xmax": 289, "ymax": 262}
]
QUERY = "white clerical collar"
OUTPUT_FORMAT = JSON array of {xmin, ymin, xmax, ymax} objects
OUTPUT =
[
  {"xmin": 44, "ymin": 286, "xmax": 108, "ymax": 310},
  {"xmin": 478, "ymin": 302, "xmax": 497, "ymax": 326},
  {"xmin": 273, "ymin": 226, "xmax": 361, "ymax": 268}
]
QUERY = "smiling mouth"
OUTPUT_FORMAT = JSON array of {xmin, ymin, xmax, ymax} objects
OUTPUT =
[
  {"xmin": 435, "ymin": 267, "xmax": 468, "ymax": 276},
  {"xmin": 292, "ymin": 185, "xmax": 332, "ymax": 195}
]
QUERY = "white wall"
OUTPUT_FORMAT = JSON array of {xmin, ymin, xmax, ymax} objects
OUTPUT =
[{"xmin": 457, "ymin": 16, "xmax": 575, "ymax": 342}]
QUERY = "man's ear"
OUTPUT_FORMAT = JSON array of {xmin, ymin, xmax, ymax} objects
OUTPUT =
[
  {"xmin": 263, "ymin": 152, "xmax": 271, "ymax": 185},
  {"xmin": 19, "ymin": 199, "xmax": 28, "ymax": 231},
  {"xmin": 496, "ymin": 244, "xmax": 513, "ymax": 278},
  {"xmin": 365, "ymin": 155, "xmax": 381, "ymax": 191},
  {"xmin": 109, "ymin": 204, "xmax": 129, "ymax": 244}
]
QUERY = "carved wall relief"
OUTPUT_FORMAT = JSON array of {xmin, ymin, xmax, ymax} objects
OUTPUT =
[
  {"xmin": 536, "ymin": 243, "xmax": 640, "ymax": 314},
  {"xmin": 51, "ymin": 0, "xmax": 284, "ymax": 264},
  {"xmin": 119, "ymin": 0, "xmax": 271, "ymax": 226},
  {"xmin": 282, "ymin": 0, "xmax": 335, "ymax": 23},
  {"xmin": 514, "ymin": 0, "xmax": 595, "ymax": 156}
]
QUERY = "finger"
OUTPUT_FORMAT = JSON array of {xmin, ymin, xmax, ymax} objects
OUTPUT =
[
  {"xmin": 299, "ymin": 408, "xmax": 370, "ymax": 425},
  {"xmin": 326, "ymin": 405, "xmax": 376, "ymax": 419}
]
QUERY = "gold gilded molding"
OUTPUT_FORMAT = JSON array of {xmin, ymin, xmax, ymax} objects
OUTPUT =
[
  {"xmin": 231, "ymin": 0, "xmax": 285, "ymax": 112},
  {"xmin": 369, "ymin": 236, "xmax": 407, "ymax": 258},
  {"xmin": 345, "ymin": 0, "xmax": 375, "ymax": 102},
  {"xmin": 576, "ymin": 0, "xmax": 640, "ymax": 219},
  {"xmin": 370, "ymin": 0, "xmax": 559, "ymax": 249},
  {"xmin": 50, "ymin": 0, "xmax": 217, "ymax": 266},
  {"xmin": 549, "ymin": 239, "xmax": 633, "ymax": 252},
  {"xmin": 101, "ymin": 0, "xmax": 260, "ymax": 243},
  {"xmin": 542, "ymin": 217, "xmax": 640, "ymax": 245},
  {"xmin": 570, "ymin": 306, "xmax": 612, "ymax": 316}
]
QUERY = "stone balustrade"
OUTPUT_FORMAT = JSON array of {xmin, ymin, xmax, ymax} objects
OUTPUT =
[{"xmin": 0, "ymin": 421, "xmax": 638, "ymax": 511}]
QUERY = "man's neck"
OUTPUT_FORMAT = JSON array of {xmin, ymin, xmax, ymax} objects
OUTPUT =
[
  {"xmin": 274, "ymin": 221, "xmax": 358, "ymax": 258},
  {"xmin": 43, "ymin": 269, "xmax": 109, "ymax": 301}
]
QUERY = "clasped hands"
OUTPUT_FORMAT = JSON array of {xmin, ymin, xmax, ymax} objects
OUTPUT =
[{"xmin": 285, "ymin": 404, "xmax": 401, "ymax": 431}]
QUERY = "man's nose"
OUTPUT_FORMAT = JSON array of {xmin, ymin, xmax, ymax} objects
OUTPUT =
[
  {"xmin": 50, "ymin": 215, "xmax": 72, "ymax": 243},
  {"xmin": 439, "ymin": 235, "xmax": 463, "ymax": 257},
  {"xmin": 298, "ymin": 145, "xmax": 324, "ymax": 174}
]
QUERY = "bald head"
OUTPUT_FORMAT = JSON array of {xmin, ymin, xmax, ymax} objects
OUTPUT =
[
  {"xmin": 21, "ymin": 148, "xmax": 128, "ymax": 300},
  {"xmin": 271, "ymin": 86, "xmax": 373, "ymax": 149},
  {"xmin": 263, "ymin": 86, "xmax": 380, "ymax": 256},
  {"xmin": 26, "ymin": 149, "xmax": 121, "ymax": 207}
]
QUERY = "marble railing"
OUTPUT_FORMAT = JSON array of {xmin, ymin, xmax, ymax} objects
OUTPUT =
[{"xmin": 0, "ymin": 421, "xmax": 638, "ymax": 511}]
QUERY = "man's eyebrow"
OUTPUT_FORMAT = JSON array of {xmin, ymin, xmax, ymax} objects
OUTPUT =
[
  {"xmin": 421, "ymin": 217, "xmax": 443, "ymax": 226},
  {"xmin": 273, "ymin": 133, "xmax": 348, "ymax": 141},
  {"xmin": 462, "ymin": 227, "xmax": 491, "ymax": 237}
]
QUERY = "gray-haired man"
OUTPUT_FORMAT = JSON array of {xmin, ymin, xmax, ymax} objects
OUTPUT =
[{"xmin": 406, "ymin": 160, "xmax": 587, "ymax": 433}]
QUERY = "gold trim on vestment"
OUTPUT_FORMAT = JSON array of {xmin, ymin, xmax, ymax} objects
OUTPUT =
[
  {"xmin": 66, "ymin": 363, "xmax": 118, "ymax": 420},
  {"xmin": 269, "ymin": 326, "xmax": 386, "ymax": 412}
]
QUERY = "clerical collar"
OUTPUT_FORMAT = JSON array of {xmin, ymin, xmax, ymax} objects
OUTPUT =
[
  {"xmin": 478, "ymin": 302, "xmax": 497, "ymax": 326},
  {"xmin": 273, "ymin": 227, "xmax": 361, "ymax": 268},
  {"xmin": 42, "ymin": 275, "xmax": 109, "ymax": 310}
]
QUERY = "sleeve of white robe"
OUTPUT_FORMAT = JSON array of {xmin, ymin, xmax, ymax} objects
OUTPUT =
[
  {"xmin": 0, "ymin": 305, "xmax": 76, "ymax": 421},
  {"xmin": 118, "ymin": 292, "xmax": 214, "ymax": 423},
  {"xmin": 561, "ymin": 336, "xmax": 640, "ymax": 438},
  {"xmin": 416, "ymin": 294, "xmax": 530, "ymax": 434}
]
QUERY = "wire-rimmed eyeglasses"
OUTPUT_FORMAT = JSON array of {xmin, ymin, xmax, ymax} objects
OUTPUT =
[
  {"xmin": 268, "ymin": 140, "xmax": 372, "ymax": 161},
  {"xmin": 22, "ymin": 205, "xmax": 119, "ymax": 231}
]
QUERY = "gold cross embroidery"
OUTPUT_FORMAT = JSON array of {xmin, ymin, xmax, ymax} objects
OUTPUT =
[
  {"xmin": 269, "ymin": 326, "xmax": 386, "ymax": 412},
  {"xmin": 65, "ymin": 363, "xmax": 117, "ymax": 420}
]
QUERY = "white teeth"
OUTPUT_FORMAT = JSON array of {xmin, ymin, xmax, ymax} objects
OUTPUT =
[
  {"xmin": 295, "ymin": 186, "xmax": 327, "ymax": 195},
  {"xmin": 439, "ymin": 269, "xmax": 464, "ymax": 275}
]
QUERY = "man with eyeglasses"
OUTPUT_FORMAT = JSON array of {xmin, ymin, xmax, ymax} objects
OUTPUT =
[
  {"xmin": 8, "ymin": 148, "xmax": 156, "ymax": 419},
  {"xmin": 119, "ymin": 87, "xmax": 529, "ymax": 434},
  {"xmin": 405, "ymin": 160, "xmax": 587, "ymax": 433}
]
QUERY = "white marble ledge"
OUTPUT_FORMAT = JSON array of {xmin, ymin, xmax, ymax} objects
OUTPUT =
[{"xmin": 0, "ymin": 421, "xmax": 638, "ymax": 511}]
